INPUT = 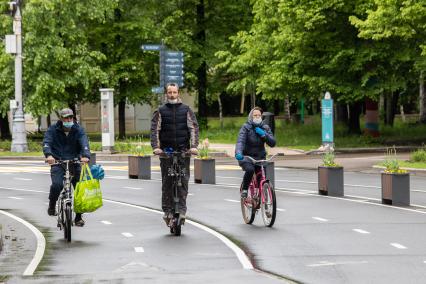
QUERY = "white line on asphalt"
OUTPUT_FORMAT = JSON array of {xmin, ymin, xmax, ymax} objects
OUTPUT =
[
  {"xmin": 101, "ymin": 221, "xmax": 112, "ymax": 225},
  {"xmin": 123, "ymin": 187, "xmax": 143, "ymax": 190},
  {"xmin": 424, "ymin": 261, "xmax": 426, "ymax": 264},
  {"xmin": 134, "ymin": 247, "xmax": 144, "ymax": 253},
  {"xmin": 224, "ymin": 199, "xmax": 240, "ymax": 203},
  {"xmin": 13, "ymin": 177, "xmax": 32, "ymax": 181},
  {"xmin": 104, "ymin": 199, "xmax": 254, "ymax": 270},
  {"xmin": 307, "ymin": 260, "xmax": 368, "ymax": 267},
  {"xmin": 312, "ymin": 217, "xmax": 328, "ymax": 222},
  {"xmin": 188, "ymin": 193, "xmax": 194, "ymax": 196},
  {"xmin": 390, "ymin": 243, "xmax": 407, "ymax": 249},
  {"xmin": 8, "ymin": 196, "xmax": 23, "ymax": 200},
  {"xmin": 353, "ymin": 229, "xmax": 370, "ymax": 234},
  {"xmin": 0, "ymin": 186, "xmax": 46, "ymax": 193},
  {"xmin": 0, "ymin": 209, "xmax": 46, "ymax": 276},
  {"xmin": 122, "ymin": 232, "xmax": 134, "ymax": 238},
  {"xmin": 277, "ymin": 208, "xmax": 286, "ymax": 212},
  {"xmin": 105, "ymin": 176, "xmax": 127, "ymax": 180}
]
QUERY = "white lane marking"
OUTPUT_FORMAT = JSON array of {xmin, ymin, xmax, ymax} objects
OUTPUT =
[
  {"xmin": 424, "ymin": 261, "xmax": 426, "ymax": 264},
  {"xmin": 307, "ymin": 260, "xmax": 368, "ymax": 267},
  {"xmin": 390, "ymin": 243, "xmax": 407, "ymax": 249},
  {"xmin": 188, "ymin": 193, "xmax": 194, "ymax": 196},
  {"xmin": 101, "ymin": 221, "xmax": 112, "ymax": 225},
  {"xmin": 0, "ymin": 187, "xmax": 46, "ymax": 194},
  {"xmin": 13, "ymin": 177, "xmax": 32, "ymax": 181},
  {"xmin": 8, "ymin": 196, "xmax": 23, "ymax": 200},
  {"xmin": 134, "ymin": 247, "xmax": 145, "ymax": 253},
  {"xmin": 277, "ymin": 208, "xmax": 286, "ymax": 212},
  {"xmin": 122, "ymin": 232, "xmax": 134, "ymax": 238},
  {"xmin": 105, "ymin": 176, "xmax": 127, "ymax": 180},
  {"xmin": 312, "ymin": 217, "xmax": 328, "ymax": 222},
  {"xmin": 104, "ymin": 199, "xmax": 253, "ymax": 270},
  {"xmin": 225, "ymin": 199, "xmax": 240, "ymax": 203},
  {"xmin": 0, "ymin": 210, "xmax": 46, "ymax": 276},
  {"xmin": 123, "ymin": 187, "xmax": 143, "ymax": 190},
  {"xmin": 353, "ymin": 229, "xmax": 370, "ymax": 234}
]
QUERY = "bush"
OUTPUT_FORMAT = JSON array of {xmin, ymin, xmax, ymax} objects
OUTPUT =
[{"xmin": 410, "ymin": 148, "xmax": 426, "ymax": 163}]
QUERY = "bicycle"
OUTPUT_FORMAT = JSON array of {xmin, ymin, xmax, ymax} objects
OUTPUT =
[
  {"xmin": 51, "ymin": 159, "xmax": 81, "ymax": 242},
  {"xmin": 160, "ymin": 150, "xmax": 192, "ymax": 236},
  {"xmin": 240, "ymin": 155, "xmax": 277, "ymax": 227}
]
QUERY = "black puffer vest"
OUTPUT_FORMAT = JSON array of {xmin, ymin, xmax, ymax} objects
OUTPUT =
[{"xmin": 159, "ymin": 102, "xmax": 190, "ymax": 150}]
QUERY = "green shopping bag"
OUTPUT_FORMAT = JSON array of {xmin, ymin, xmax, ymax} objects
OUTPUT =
[{"xmin": 74, "ymin": 164, "xmax": 103, "ymax": 213}]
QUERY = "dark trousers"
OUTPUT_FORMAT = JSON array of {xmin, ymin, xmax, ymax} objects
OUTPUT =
[
  {"xmin": 240, "ymin": 161, "xmax": 261, "ymax": 191},
  {"xmin": 49, "ymin": 164, "xmax": 81, "ymax": 202},
  {"xmin": 160, "ymin": 156, "xmax": 190, "ymax": 215}
]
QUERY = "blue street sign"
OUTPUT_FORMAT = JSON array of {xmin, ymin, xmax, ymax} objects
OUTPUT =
[
  {"xmin": 321, "ymin": 96, "xmax": 334, "ymax": 143},
  {"xmin": 141, "ymin": 44, "xmax": 163, "ymax": 51},
  {"xmin": 161, "ymin": 66, "xmax": 184, "ymax": 76},
  {"xmin": 151, "ymin": 86, "xmax": 163, "ymax": 94}
]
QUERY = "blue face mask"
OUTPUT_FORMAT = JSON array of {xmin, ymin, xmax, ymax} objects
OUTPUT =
[{"xmin": 63, "ymin": 121, "xmax": 74, "ymax": 128}]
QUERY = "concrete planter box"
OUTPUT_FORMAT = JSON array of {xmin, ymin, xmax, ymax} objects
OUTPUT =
[
  {"xmin": 318, "ymin": 166, "xmax": 344, "ymax": 197},
  {"xmin": 194, "ymin": 158, "xmax": 215, "ymax": 184},
  {"xmin": 128, "ymin": 155, "xmax": 151, "ymax": 179},
  {"xmin": 381, "ymin": 172, "xmax": 410, "ymax": 206}
]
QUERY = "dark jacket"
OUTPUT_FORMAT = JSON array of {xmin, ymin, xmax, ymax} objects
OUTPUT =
[
  {"xmin": 43, "ymin": 121, "xmax": 91, "ymax": 160},
  {"xmin": 235, "ymin": 120, "xmax": 276, "ymax": 160},
  {"xmin": 151, "ymin": 101, "xmax": 199, "ymax": 151}
]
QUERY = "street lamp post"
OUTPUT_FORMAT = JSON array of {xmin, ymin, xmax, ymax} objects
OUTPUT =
[{"xmin": 9, "ymin": 0, "xmax": 28, "ymax": 152}]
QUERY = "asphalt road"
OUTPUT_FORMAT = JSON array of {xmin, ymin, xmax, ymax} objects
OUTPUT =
[{"xmin": 0, "ymin": 158, "xmax": 425, "ymax": 283}]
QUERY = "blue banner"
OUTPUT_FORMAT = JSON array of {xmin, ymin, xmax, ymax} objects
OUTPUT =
[{"xmin": 321, "ymin": 99, "xmax": 334, "ymax": 143}]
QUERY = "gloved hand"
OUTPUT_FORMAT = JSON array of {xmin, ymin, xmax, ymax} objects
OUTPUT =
[
  {"xmin": 255, "ymin": 127, "xmax": 266, "ymax": 137},
  {"xmin": 235, "ymin": 153, "xmax": 244, "ymax": 161},
  {"xmin": 153, "ymin": 148, "xmax": 163, "ymax": 155},
  {"xmin": 189, "ymin": 148, "xmax": 198, "ymax": 155}
]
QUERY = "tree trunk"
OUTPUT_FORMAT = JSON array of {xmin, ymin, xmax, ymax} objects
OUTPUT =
[
  {"xmin": 118, "ymin": 98, "xmax": 126, "ymax": 139},
  {"xmin": 364, "ymin": 98, "xmax": 379, "ymax": 137},
  {"xmin": 274, "ymin": 99, "xmax": 280, "ymax": 115},
  {"xmin": 347, "ymin": 102, "xmax": 362, "ymax": 134},
  {"xmin": 196, "ymin": 0, "xmax": 207, "ymax": 129},
  {"xmin": 336, "ymin": 103, "xmax": 348, "ymax": 123},
  {"xmin": 46, "ymin": 114, "xmax": 51, "ymax": 127},
  {"xmin": 385, "ymin": 93, "xmax": 399, "ymax": 126},
  {"xmin": 420, "ymin": 71, "xmax": 426, "ymax": 123},
  {"xmin": 0, "ymin": 114, "xmax": 11, "ymax": 140},
  {"xmin": 240, "ymin": 89, "xmax": 245, "ymax": 114},
  {"xmin": 218, "ymin": 92, "xmax": 223, "ymax": 129},
  {"xmin": 284, "ymin": 94, "xmax": 291, "ymax": 122},
  {"xmin": 250, "ymin": 92, "xmax": 256, "ymax": 110}
]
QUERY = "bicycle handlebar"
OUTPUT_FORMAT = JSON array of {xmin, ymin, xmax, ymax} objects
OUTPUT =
[
  {"xmin": 244, "ymin": 154, "xmax": 278, "ymax": 164},
  {"xmin": 48, "ymin": 158, "xmax": 83, "ymax": 166}
]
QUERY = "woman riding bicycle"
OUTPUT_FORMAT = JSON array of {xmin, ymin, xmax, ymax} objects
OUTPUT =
[{"xmin": 235, "ymin": 107, "xmax": 276, "ymax": 198}]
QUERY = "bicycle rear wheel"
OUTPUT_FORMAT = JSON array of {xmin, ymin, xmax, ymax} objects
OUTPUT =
[
  {"xmin": 64, "ymin": 203, "xmax": 72, "ymax": 242},
  {"xmin": 261, "ymin": 182, "xmax": 276, "ymax": 227},
  {"xmin": 240, "ymin": 184, "xmax": 255, "ymax": 224}
]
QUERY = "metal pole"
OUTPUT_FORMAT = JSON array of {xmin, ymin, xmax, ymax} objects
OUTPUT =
[{"xmin": 11, "ymin": 3, "xmax": 28, "ymax": 152}]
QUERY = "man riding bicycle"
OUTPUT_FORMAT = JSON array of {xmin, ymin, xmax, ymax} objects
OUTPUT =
[
  {"xmin": 235, "ymin": 107, "xmax": 276, "ymax": 198},
  {"xmin": 150, "ymin": 83, "xmax": 199, "ymax": 225},
  {"xmin": 43, "ymin": 108, "xmax": 91, "ymax": 227}
]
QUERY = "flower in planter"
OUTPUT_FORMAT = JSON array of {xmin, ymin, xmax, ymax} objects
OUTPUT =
[
  {"xmin": 321, "ymin": 151, "xmax": 340, "ymax": 167},
  {"xmin": 383, "ymin": 147, "xmax": 407, "ymax": 174},
  {"xmin": 132, "ymin": 136, "xmax": 147, "ymax": 157},
  {"xmin": 198, "ymin": 138, "xmax": 210, "ymax": 159}
]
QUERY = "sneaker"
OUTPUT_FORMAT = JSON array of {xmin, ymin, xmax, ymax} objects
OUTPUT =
[
  {"xmin": 163, "ymin": 212, "xmax": 172, "ymax": 225},
  {"xmin": 241, "ymin": 190, "xmax": 248, "ymax": 198},
  {"xmin": 179, "ymin": 213, "xmax": 186, "ymax": 225},
  {"xmin": 74, "ymin": 214, "xmax": 85, "ymax": 227}
]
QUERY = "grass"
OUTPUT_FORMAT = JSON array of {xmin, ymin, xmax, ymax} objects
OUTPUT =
[{"xmin": 399, "ymin": 161, "xmax": 426, "ymax": 169}]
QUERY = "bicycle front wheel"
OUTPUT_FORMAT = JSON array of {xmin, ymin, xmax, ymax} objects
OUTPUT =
[
  {"xmin": 240, "ymin": 185, "xmax": 255, "ymax": 224},
  {"xmin": 64, "ymin": 203, "xmax": 72, "ymax": 242},
  {"xmin": 261, "ymin": 182, "xmax": 276, "ymax": 227}
]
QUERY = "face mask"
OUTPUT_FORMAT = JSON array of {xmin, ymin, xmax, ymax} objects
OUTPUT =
[
  {"xmin": 63, "ymin": 121, "xmax": 74, "ymax": 128},
  {"xmin": 168, "ymin": 99, "xmax": 178, "ymax": 104},
  {"xmin": 252, "ymin": 117, "xmax": 262, "ymax": 125}
]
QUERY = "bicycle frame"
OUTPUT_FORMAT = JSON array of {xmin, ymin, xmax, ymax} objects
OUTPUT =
[{"xmin": 246, "ymin": 155, "xmax": 277, "ymax": 205}]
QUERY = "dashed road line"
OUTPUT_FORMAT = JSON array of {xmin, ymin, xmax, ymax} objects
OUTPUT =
[
  {"xmin": 134, "ymin": 247, "xmax": 144, "ymax": 253},
  {"xmin": 353, "ymin": 229, "xmax": 370, "ymax": 234},
  {"xmin": 225, "ymin": 199, "xmax": 240, "ymax": 203},
  {"xmin": 8, "ymin": 196, "xmax": 23, "ymax": 200},
  {"xmin": 122, "ymin": 232, "xmax": 134, "ymax": 238},
  {"xmin": 123, "ymin": 187, "xmax": 143, "ymax": 190},
  {"xmin": 312, "ymin": 217, "xmax": 328, "ymax": 222},
  {"xmin": 390, "ymin": 243, "xmax": 407, "ymax": 249},
  {"xmin": 277, "ymin": 208, "xmax": 286, "ymax": 212},
  {"xmin": 13, "ymin": 177, "xmax": 32, "ymax": 181},
  {"xmin": 101, "ymin": 220, "xmax": 112, "ymax": 225}
]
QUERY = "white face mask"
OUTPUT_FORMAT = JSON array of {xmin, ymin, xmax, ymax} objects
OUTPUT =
[
  {"xmin": 252, "ymin": 117, "xmax": 262, "ymax": 125},
  {"xmin": 168, "ymin": 99, "xmax": 178, "ymax": 104}
]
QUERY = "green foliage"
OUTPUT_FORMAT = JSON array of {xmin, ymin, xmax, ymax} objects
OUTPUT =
[
  {"xmin": 321, "ymin": 151, "xmax": 340, "ymax": 167},
  {"xmin": 198, "ymin": 138, "xmax": 210, "ymax": 159},
  {"xmin": 383, "ymin": 147, "xmax": 407, "ymax": 174},
  {"xmin": 410, "ymin": 147, "xmax": 426, "ymax": 163}
]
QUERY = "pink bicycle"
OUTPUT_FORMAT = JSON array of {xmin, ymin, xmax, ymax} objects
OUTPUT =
[{"xmin": 240, "ymin": 155, "xmax": 277, "ymax": 227}]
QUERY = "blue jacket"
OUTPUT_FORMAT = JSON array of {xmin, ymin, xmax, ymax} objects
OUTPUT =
[
  {"xmin": 235, "ymin": 120, "xmax": 276, "ymax": 160},
  {"xmin": 43, "ymin": 121, "xmax": 91, "ymax": 160}
]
